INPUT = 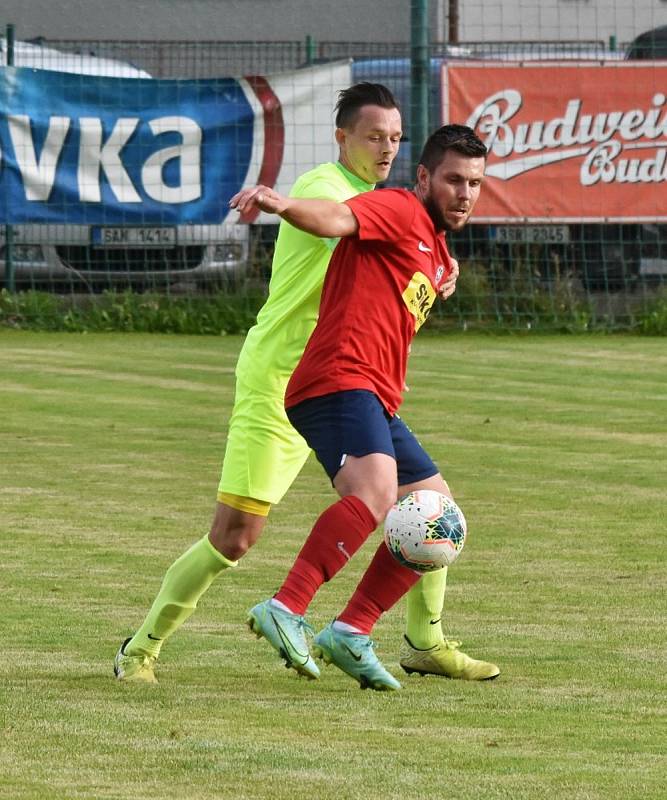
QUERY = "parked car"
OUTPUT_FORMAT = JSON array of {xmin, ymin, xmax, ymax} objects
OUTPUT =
[
  {"xmin": 625, "ymin": 25, "xmax": 667, "ymax": 59},
  {"xmin": 1, "ymin": 38, "xmax": 248, "ymax": 291}
]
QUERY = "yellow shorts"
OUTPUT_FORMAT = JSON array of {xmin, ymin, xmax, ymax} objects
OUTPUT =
[{"xmin": 217, "ymin": 377, "xmax": 311, "ymax": 505}]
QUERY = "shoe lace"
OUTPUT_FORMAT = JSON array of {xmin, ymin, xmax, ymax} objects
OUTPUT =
[
  {"xmin": 296, "ymin": 616, "xmax": 316, "ymax": 639},
  {"xmin": 358, "ymin": 636, "xmax": 380, "ymax": 662}
]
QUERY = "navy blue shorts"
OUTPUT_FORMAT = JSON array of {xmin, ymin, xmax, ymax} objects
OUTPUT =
[{"xmin": 286, "ymin": 389, "xmax": 438, "ymax": 485}]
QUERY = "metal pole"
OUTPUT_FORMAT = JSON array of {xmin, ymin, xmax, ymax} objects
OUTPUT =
[
  {"xmin": 5, "ymin": 24, "xmax": 15, "ymax": 293},
  {"xmin": 305, "ymin": 35, "xmax": 315, "ymax": 66},
  {"xmin": 410, "ymin": 0, "xmax": 429, "ymax": 179},
  {"xmin": 448, "ymin": 0, "xmax": 459, "ymax": 45}
]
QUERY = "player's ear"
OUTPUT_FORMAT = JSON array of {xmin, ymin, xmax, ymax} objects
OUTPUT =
[
  {"xmin": 335, "ymin": 127, "xmax": 346, "ymax": 148},
  {"xmin": 416, "ymin": 164, "xmax": 429, "ymax": 192}
]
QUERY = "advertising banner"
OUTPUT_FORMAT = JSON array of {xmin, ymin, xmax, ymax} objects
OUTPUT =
[
  {"xmin": 443, "ymin": 62, "xmax": 667, "ymax": 222},
  {"xmin": 0, "ymin": 61, "xmax": 350, "ymax": 225}
]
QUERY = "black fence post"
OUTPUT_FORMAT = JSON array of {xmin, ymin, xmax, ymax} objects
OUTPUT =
[
  {"xmin": 5, "ymin": 23, "xmax": 16, "ymax": 293},
  {"xmin": 410, "ymin": 0, "xmax": 429, "ymax": 178}
]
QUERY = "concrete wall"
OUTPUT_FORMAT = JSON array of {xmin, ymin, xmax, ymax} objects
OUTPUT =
[
  {"xmin": 2, "ymin": 0, "xmax": 665, "ymax": 46},
  {"xmin": 453, "ymin": 0, "xmax": 666, "ymax": 46}
]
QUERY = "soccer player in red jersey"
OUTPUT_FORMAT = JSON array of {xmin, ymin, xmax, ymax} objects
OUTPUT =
[{"xmin": 230, "ymin": 125, "xmax": 498, "ymax": 690}]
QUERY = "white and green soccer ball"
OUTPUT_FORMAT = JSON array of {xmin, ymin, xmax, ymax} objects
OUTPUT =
[{"xmin": 384, "ymin": 489, "xmax": 467, "ymax": 572}]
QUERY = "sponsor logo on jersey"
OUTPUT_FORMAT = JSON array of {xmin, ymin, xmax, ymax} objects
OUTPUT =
[{"xmin": 402, "ymin": 271, "xmax": 436, "ymax": 331}]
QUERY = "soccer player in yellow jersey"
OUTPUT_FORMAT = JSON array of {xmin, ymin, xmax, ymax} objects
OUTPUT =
[{"xmin": 114, "ymin": 82, "xmax": 499, "ymax": 684}]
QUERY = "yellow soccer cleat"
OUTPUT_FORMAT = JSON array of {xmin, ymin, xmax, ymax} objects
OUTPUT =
[
  {"xmin": 399, "ymin": 635, "xmax": 500, "ymax": 681},
  {"xmin": 114, "ymin": 637, "xmax": 158, "ymax": 684}
]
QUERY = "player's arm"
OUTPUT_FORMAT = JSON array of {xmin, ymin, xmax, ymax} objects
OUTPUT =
[{"xmin": 230, "ymin": 185, "xmax": 358, "ymax": 238}]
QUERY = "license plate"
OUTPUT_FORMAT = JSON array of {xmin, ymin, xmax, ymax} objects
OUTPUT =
[
  {"xmin": 491, "ymin": 225, "xmax": 570, "ymax": 244},
  {"xmin": 91, "ymin": 226, "xmax": 177, "ymax": 248},
  {"xmin": 639, "ymin": 258, "xmax": 667, "ymax": 276}
]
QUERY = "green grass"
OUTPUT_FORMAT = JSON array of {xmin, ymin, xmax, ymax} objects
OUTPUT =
[{"xmin": 1, "ymin": 331, "xmax": 665, "ymax": 800}]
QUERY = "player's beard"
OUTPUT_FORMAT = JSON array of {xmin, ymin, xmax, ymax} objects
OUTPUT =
[{"xmin": 423, "ymin": 191, "xmax": 449, "ymax": 232}]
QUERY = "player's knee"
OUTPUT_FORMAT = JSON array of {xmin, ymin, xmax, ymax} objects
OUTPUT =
[
  {"xmin": 209, "ymin": 499, "xmax": 268, "ymax": 560},
  {"xmin": 228, "ymin": 543, "xmax": 249, "ymax": 560},
  {"xmin": 209, "ymin": 521, "xmax": 259, "ymax": 561},
  {"xmin": 363, "ymin": 483, "xmax": 398, "ymax": 526},
  {"xmin": 215, "ymin": 535, "xmax": 250, "ymax": 561}
]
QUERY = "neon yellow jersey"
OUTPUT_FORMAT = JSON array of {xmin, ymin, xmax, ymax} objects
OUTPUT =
[{"xmin": 235, "ymin": 162, "xmax": 374, "ymax": 394}]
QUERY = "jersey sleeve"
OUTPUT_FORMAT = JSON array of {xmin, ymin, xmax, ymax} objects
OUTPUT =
[{"xmin": 345, "ymin": 189, "xmax": 416, "ymax": 242}]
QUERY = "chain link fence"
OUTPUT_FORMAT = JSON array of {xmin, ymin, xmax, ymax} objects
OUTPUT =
[{"xmin": 1, "ymin": 33, "xmax": 666, "ymax": 330}]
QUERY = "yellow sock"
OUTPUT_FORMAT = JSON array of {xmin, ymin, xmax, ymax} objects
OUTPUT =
[
  {"xmin": 404, "ymin": 567, "xmax": 448, "ymax": 649},
  {"xmin": 127, "ymin": 535, "xmax": 236, "ymax": 658}
]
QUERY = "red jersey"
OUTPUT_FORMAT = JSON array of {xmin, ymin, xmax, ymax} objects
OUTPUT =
[{"xmin": 285, "ymin": 188, "xmax": 453, "ymax": 416}]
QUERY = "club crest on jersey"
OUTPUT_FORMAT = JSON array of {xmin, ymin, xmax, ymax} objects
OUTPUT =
[{"xmin": 435, "ymin": 265, "xmax": 445, "ymax": 284}]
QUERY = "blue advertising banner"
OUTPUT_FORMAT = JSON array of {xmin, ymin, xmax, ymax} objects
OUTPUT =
[{"xmin": 0, "ymin": 67, "xmax": 254, "ymax": 224}]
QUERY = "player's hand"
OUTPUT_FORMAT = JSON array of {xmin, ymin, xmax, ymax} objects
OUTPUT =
[
  {"xmin": 229, "ymin": 185, "xmax": 288, "ymax": 215},
  {"xmin": 439, "ymin": 258, "xmax": 460, "ymax": 301}
]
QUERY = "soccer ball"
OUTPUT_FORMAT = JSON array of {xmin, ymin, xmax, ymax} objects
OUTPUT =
[{"xmin": 384, "ymin": 490, "xmax": 467, "ymax": 572}]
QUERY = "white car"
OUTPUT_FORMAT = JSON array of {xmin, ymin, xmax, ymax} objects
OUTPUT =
[{"xmin": 1, "ymin": 38, "xmax": 248, "ymax": 291}]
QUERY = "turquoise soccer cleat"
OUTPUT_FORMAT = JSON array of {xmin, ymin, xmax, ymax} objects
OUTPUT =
[
  {"xmin": 312, "ymin": 623, "xmax": 401, "ymax": 691},
  {"xmin": 247, "ymin": 599, "xmax": 320, "ymax": 680}
]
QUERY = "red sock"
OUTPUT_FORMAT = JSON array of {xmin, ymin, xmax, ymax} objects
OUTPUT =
[
  {"xmin": 274, "ymin": 495, "xmax": 377, "ymax": 615},
  {"xmin": 336, "ymin": 540, "xmax": 421, "ymax": 634}
]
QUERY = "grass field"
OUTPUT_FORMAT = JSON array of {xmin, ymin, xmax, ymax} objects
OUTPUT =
[{"xmin": 1, "ymin": 330, "xmax": 665, "ymax": 800}]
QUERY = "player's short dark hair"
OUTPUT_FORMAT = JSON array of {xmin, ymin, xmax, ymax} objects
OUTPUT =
[
  {"xmin": 334, "ymin": 82, "xmax": 399, "ymax": 129},
  {"xmin": 418, "ymin": 124, "xmax": 487, "ymax": 172}
]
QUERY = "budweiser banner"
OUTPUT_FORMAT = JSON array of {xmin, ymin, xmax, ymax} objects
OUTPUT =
[{"xmin": 443, "ymin": 62, "xmax": 667, "ymax": 222}]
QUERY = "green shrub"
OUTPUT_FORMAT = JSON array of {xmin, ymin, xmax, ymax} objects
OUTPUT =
[
  {"xmin": 0, "ymin": 289, "xmax": 264, "ymax": 335},
  {"xmin": 634, "ymin": 287, "xmax": 667, "ymax": 335},
  {"xmin": 2, "ymin": 274, "xmax": 664, "ymax": 335},
  {"xmin": 434, "ymin": 259, "xmax": 594, "ymax": 332}
]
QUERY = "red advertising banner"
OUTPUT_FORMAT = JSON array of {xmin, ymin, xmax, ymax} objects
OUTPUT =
[{"xmin": 443, "ymin": 62, "xmax": 667, "ymax": 222}]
